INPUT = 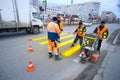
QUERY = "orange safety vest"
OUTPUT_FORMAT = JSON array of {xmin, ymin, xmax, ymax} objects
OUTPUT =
[
  {"xmin": 96, "ymin": 26, "xmax": 107, "ymax": 40},
  {"xmin": 47, "ymin": 22, "xmax": 61, "ymax": 41},
  {"xmin": 77, "ymin": 26, "xmax": 85, "ymax": 37},
  {"xmin": 60, "ymin": 20, "xmax": 63, "ymax": 29},
  {"xmin": 47, "ymin": 22, "xmax": 61, "ymax": 34}
]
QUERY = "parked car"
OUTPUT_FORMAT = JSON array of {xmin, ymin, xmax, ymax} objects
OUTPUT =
[{"xmin": 83, "ymin": 21, "xmax": 92, "ymax": 27}]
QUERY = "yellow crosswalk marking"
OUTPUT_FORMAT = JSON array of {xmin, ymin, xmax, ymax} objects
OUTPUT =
[
  {"xmin": 61, "ymin": 44, "xmax": 80, "ymax": 58},
  {"xmin": 39, "ymin": 35, "xmax": 74, "ymax": 45},
  {"xmin": 58, "ymin": 39, "xmax": 74, "ymax": 48},
  {"xmin": 33, "ymin": 32, "xmax": 67, "ymax": 41},
  {"xmin": 33, "ymin": 36, "xmax": 47, "ymax": 41},
  {"xmin": 39, "ymin": 40, "xmax": 48, "ymax": 45}
]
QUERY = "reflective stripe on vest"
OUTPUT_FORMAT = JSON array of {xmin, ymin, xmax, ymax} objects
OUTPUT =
[
  {"xmin": 80, "ymin": 28, "xmax": 83, "ymax": 34},
  {"xmin": 102, "ymin": 32, "xmax": 107, "ymax": 39}
]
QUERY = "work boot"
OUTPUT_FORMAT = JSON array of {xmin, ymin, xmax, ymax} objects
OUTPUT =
[
  {"xmin": 48, "ymin": 52, "xmax": 53, "ymax": 58},
  {"xmin": 55, "ymin": 55, "xmax": 62, "ymax": 60}
]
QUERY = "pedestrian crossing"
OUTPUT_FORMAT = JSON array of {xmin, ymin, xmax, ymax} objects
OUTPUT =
[
  {"xmin": 33, "ymin": 32, "xmax": 67, "ymax": 41},
  {"xmin": 61, "ymin": 44, "xmax": 80, "ymax": 58},
  {"xmin": 33, "ymin": 32, "xmax": 81, "ymax": 58},
  {"xmin": 39, "ymin": 35, "xmax": 74, "ymax": 45},
  {"xmin": 58, "ymin": 39, "xmax": 74, "ymax": 48},
  {"xmin": 33, "ymin": 36, "xmax": 47, "ymax": 41}
]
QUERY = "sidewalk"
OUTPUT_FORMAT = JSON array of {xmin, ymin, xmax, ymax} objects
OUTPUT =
[
  {"xmin": 93, "ymin": 29, "xmax": 120, "ymax": 80},
  {"xmin": 93, "ymin": 46, "xmax": 120, "ymax": 80}
]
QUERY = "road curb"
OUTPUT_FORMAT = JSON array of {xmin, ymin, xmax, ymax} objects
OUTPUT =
[{"xmin": 112, "ymin": 30, "xmax": 120, "ymax": 44}]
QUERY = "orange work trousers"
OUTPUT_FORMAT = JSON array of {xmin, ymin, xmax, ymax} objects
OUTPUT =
[{"xmin": 48, "ymin": 40, "xmax": 59, "ymax": 55}]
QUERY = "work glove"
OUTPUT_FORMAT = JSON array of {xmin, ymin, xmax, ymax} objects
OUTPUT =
[{"xmin": 97, "ymin": 36, "xmax": 101, "ymax": 41}]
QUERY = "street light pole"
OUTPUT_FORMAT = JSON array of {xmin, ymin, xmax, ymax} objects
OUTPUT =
[
  {"xmin": 42, "ymin": 0, "xmax": 47, "ymax": 24},
  {"xmin": 0, "ymin": 9, "xmax": 2, "ymax": 25},
  {"xmin": 71, "ymin": 0, "xmax": 73, "ymax": 4},
  {"xmin": 44, "ymin": 4, "xmax": 45, "ymax": 23},
  {"xmin": 14, "ymin": 0, "xmax": 20, "ymax": 28}
]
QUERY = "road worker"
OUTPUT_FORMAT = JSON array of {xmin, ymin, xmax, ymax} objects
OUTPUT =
[
  {"xmin": 93, "ymin": 21, "xmax": 109, "ymax": 52},
  {"xmin": 70, "ymin": 21, "xmax": 86, "ymax": 47},
  {"xmin": 57, "ymin": 17, "xmax": 63, "ymax": 31},
  {"xmin": 47, "ymin": 17, "xmax": 61, "ymax": 60}
]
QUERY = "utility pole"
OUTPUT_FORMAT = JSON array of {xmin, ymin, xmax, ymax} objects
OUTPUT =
[
  {"xmin": 42, "ymin": 0, "xmax": 47, "ymax": 24},
  {"xmin": 71, "ymin": 0, "xmax": 73, "ymax": 4},
  {"xmin": 12, "ymin": 0, "xmax": 19, "ymax": 31},
  {"xmin": 14, "ymin": 0, "xmax": 20, "ymax": 27},
  {"xmin": 0, "ymin": 9, "xmax": 2, "ymax": 25}
]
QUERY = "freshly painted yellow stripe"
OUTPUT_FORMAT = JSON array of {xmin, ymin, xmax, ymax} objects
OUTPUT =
[
  {"xmin": 61, "ymin": 44, "xmax": 81, "ymax": 58},
  {"xmin": 33, "ymin": 32, "xmax": 67, "ymax": 41},
  {"xmin": 39, "ymin": 35, "xmax": 74, "ymax": 45},
  {"xmin": 58, "ymin": 39, "xmax": 74, "ymax": 48}
]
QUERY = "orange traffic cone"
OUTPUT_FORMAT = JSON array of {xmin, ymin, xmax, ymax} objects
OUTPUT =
[
  {"xmin": 26, "ymin": 61, "xmax": 35, "ymax": 72},
  {"xmin": 28, "ymin": 45, "xmax": 34, "ymax": 53},
  {"xmin": 28, "ymin": 37, "xmax": 32, "ymax": 41}
]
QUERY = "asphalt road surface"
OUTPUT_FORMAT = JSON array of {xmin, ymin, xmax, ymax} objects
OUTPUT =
[{"xmin": 0, "ymin": 23, "xmax": 119, "ymax": 80}]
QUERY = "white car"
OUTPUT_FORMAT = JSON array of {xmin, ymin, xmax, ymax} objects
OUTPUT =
[{"xmin": 83, "ymin": 21, "xmax": 92, "ymax": 27}]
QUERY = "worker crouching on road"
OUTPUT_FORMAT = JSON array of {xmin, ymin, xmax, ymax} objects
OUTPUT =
[
  {"xmin": 57, "ymin": 17, "xmax": 63, "ymax": 32},
  {"xmin": 70, "ymin": 22, "xmax": 86, "ymax": 47},
  {"xmin": 93, "ymin": 21, "xmax": 109, "ymax": 53},
  {"xmin": 47, "ymin": 17, "xmax": 61, "ymax": 60}
]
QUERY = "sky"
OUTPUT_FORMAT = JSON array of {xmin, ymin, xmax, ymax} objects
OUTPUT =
[{"xmin": 46, "ymin": 0, "xmax": 120, "ymax": 18}]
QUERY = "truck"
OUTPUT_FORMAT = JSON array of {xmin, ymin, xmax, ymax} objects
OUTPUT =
[{"xmin": 0, "ymin": 0, "xmax": 43, "ymax": 34}]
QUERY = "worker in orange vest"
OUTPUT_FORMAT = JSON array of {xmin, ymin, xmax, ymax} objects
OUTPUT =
[
  {"xmin": 47, "ymin": 17, "xmax": 61, "ymax": 60},
  {"xmin": 93, "ymin": 21, "xmax": 109, "ymax": 52},
  {"xmin": 70, "ymin": 21, "xmax": 86, "ymax": 47},
  {"xmin": 57, "ymin": 17, "xmax": 63, "ymax": 31}
]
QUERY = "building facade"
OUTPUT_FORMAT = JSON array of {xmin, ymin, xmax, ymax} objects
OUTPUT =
[
  {"xmin": 41, "ymin": 2, "xmax": 100, "ymax": 21},
  {"xmin": 60, "ymin": 2, "xmax": 100, "ymax": 21},
  {"xmin": 101, "ymin": 11, "xmax": 116, "ymax": 23}
]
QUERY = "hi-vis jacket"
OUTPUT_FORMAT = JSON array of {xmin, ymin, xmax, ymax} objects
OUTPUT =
[
  {"xmin": 74, "ymin": 26, "xmax": 86, "ymax": 37},
  {"xmin": 47, "ymin": 22, "xmax": 61, "ymax": 41},
  {"xmin": 94, "ymin": 26, "xmax": 108, "ymax": 40}
]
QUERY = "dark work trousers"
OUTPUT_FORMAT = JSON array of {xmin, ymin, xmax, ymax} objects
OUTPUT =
[
  {"xmin": 72, "ymin": 35, "xmax": 83, "ymax": 46},
  {"xmin": 97, "ymin": 39, "xmax": 103, "ymax": 51}
]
